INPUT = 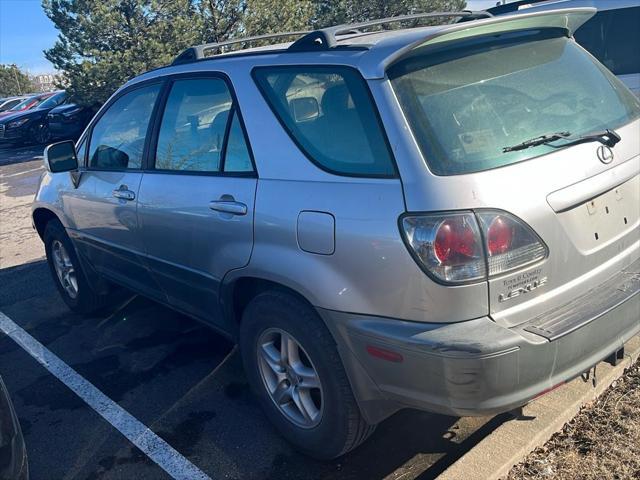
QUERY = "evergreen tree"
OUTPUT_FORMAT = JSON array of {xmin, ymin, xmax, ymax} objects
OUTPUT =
[
  {"xmin": 0, "ymin": 64, "xmax": 35, "ymax": 97},
  {"xmin": 312, "ymin": 0, "xmax": 468, "ymax": 27},
  {"xmin": 43, "ymin": 0, "xmax": 468, "ymax": 106},
  {"xmin": 44, "ymin": 0, "xmax": 204, "ymax": 105}
]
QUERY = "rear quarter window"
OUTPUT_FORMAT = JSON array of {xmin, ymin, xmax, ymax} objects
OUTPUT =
[{"xmin": 253, "ymin": 66, "xmax": 396, "ymax": 177}]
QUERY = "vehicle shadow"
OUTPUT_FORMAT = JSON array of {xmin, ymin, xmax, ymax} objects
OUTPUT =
[
  {"xmin": 0, "ymin": 143, "xmax": 47, "ymax": 167},
  {"xmin": 0, "ymin": 260, "xmax": 508, "ymax": 479}
]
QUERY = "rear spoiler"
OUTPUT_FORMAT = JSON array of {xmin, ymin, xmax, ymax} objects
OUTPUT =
[{"xmin": 361, "ymin": 7, "xmax": 596, "ymax": 79}]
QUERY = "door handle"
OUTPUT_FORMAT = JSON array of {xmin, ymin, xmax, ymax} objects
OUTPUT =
[
  {"xmin": 112, "ymin": 185, "xmax": 136, "ymax": 201},
  {"xmin": 209, "ymin": 200, "xmax": 247, "ymax": 216}
]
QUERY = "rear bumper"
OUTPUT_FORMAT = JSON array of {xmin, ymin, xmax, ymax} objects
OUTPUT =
[{"xmin": 319, "ymin": 261, "xmax": 640, "ymax": 424}]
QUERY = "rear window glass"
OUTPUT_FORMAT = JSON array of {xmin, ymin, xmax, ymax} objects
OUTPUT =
[
  {"xmin": 389, "ymin": 29, "xmax": 640, "ymax": 176},
  {"xmin": 574, "ymin": 7, "xmax": 640, "ymax": 76},
  {"xmin": 254, "ymin": 66, "xmax": 396, "ymax": 177},
  {"xmin": 39, "ymin": 92, "xmax": 66, "ymax": 109}
]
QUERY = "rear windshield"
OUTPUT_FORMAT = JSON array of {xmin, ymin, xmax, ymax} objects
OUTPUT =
[
  {"xmin": 389, "ymin": 29, "xmax": 640, "ymax": 176},
  {"xmin": 38, "ymin": 92, "xmax": 66, "ymax": 109}
]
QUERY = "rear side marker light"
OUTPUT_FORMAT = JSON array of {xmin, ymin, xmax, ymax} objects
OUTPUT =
[
  {"xmin": 533, "ymin": 381, "xmax": 565, "ymax": 400},
  {"xmin": 401, "ymin": 210, "xmax": 548, "ymax": 284},
  {"xmin": 366, "ymin": 345, "xmax": 404, "ymax": 363}
]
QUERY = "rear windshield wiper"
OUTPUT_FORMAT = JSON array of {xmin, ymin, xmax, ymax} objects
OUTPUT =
[
  {"xmin": 502, "ymin": 129, "xmax": 621, "ymax": 153},
  {"xmin": 502, "ymin": 131, "xmax": 571, "ymax": 153}
]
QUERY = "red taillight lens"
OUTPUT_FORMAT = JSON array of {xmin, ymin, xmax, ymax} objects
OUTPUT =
[
  {"xmin": 434, "ymin": 218, "xmax": 478, "ymax": 262},
  {"xmin": 487, "ymin": 216, "xmax": 514, "ymax": 255}
]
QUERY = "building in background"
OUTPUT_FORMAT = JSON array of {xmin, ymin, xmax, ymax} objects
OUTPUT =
[{"xmin": 32, "ymin": 73, "xmax": 58, "ymax": 92}]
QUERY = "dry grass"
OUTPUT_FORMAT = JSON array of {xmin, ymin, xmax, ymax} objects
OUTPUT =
[{"xmin": 508, "ymin": 359, "xmax": 640, "ymax": 480}]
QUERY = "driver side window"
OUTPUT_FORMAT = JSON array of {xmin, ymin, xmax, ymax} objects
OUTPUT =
[{"xmin": 88, "ymin": 84, "xmax": 160, "ymax": 170}]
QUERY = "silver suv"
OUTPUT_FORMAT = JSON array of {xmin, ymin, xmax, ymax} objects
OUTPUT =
[{"xmin": 32, "ymin": 8, "xmax": 640, "ymax": 459}]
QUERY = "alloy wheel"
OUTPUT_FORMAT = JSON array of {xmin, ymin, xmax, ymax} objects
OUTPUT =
[
  {"xmin": 34, "ymin": 124, "xmax": 51, "ymax": 144},
  {"xmin": 257, "ymin": 328, "xmax": 324, "ymax": 428},
  {"xmin": 51, "ymin": 240, "xmax": 78, "ymax": 299}
]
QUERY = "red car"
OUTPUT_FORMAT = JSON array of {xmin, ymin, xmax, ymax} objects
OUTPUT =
[{"xmin": 0, "ymin": 93, "xmax": 54, "ymax": 119}]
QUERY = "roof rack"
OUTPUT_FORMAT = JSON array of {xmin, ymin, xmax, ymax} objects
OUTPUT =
[
  {"xmin": 172, "ymin": 31, "xmax": 310, "ymax": 65},
  {"xmin": 171, "ymin": 10, "xmax": 492, "ymax": 65},
  {"xmin": 288, "ymin": 11, "xmax": 492, "ymax": 51}
]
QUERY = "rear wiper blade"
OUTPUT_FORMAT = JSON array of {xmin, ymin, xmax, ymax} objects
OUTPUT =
[
  {"xmin": 502, "ymin": 131, "xmax": 571, "ymax": 153},
  {"xmin": 555, "ymin": 129, "xmax": 621, "ymax": 149},
  {"xmin": 503, "ymin": 129, "xmax": 622, "ymax": 153}
]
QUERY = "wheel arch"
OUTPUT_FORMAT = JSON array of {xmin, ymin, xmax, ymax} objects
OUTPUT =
[
  {"xmin": 222, "ymin": 275, "xmax": 318, "ymax": 337},
  {"xmin": 32, "ymin": 207, "xmax": 62, "ymax": 240}
]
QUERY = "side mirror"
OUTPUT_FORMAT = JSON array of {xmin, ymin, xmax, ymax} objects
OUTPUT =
[{"xmin": 44, "ymin": 140, "xmax": 78, "ymax": 173}]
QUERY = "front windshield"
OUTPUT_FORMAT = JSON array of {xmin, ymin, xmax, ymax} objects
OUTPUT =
[
  {"xmin": 38, "ymin": 92, "xmax": 66, "ymax": 109},
  {"xmin": 389, "ymin": 29, "xmax": 640, "ymax": 175}
]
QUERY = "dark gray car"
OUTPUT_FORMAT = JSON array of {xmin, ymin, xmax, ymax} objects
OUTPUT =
[{"xmin": 0, "ymin": 376, "xmax": 28, "ymax": 480}]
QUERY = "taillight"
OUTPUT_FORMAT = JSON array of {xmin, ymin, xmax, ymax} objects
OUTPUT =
[
  {"xmin": 476, "ymin": 211, "xmax": 548, "ymax": 277},
  {"xmin": 402, "ymin": 212, "xmax": 486, "ymax": 284},
  {"xmin": 401, "ymin": 210, "xmax": 547, "ymax": 284}
]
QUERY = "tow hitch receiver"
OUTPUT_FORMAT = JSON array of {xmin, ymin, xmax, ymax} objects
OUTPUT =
[{"xmin": 605, "ymin": 346, "xmax": 625, "ymax": 367}]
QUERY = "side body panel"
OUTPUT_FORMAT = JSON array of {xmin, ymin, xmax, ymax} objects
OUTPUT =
[
  {"xmin": 220, "ymin": 59, "xmax": 489, "ymax": 323},
  {"xmin": 62, "ymin": 170, "xmax": 161, "ymax": 296},
  {"xmin": 137, "ymin": 173, "xmax": 256, "ymax": 326}
]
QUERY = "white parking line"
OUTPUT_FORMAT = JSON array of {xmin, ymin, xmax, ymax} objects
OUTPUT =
[
  {"xmin": 0, "ymin": 311, "xmax": 212, "ymax": 480},
  {"xmin": 1, "ymin": 166, "xmax": 44, "ymax": 178}
]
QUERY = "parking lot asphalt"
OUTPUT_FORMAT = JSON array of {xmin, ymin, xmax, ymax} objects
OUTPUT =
[
  {"xmin": 0, "ymin": 142, "xmax": 47, "ymax": 166},
  {"xmin": 0, "ymin": 152, "xmax": 508, "ymax": 480}
]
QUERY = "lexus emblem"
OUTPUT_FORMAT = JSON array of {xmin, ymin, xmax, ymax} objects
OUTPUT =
[{"xmin": 597, "ymin": 145, "xmax": 614, "ymax": 164}]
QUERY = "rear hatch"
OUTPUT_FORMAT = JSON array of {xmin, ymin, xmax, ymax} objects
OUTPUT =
[{"xmin": 387, "ymin": 9, "xmax": 640, "ymax": 327}]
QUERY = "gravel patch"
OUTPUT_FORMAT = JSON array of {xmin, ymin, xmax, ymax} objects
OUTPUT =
[{"xmin": 508, "ymin": 359, "xmax": 640, "ymax": 480}]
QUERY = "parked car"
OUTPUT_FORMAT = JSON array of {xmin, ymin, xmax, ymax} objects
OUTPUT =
[
  {"xmin": 0, "ymin": 93, "xmax": 54, "ymax": 120},
  {"xmin": 488, "ymin": 0, "xmax": 640, "ymax": 96},
  {"xmin": 32, "ymin": 8, "xmax": 640, "ymax": 459},
  {"xmin": 48, "ymin": 103, "xmax": 97, "ymax": 141},
  {"xmin": 0, "ymin": 376, "xmax": 28, "ymax": 480},
  {"xmin": 0, "ymin": 96, "xmax": 28, "ymax": 113},
  {"xmin": 0, "ymin": 91, "xmax": 67, "ymax": 145}
]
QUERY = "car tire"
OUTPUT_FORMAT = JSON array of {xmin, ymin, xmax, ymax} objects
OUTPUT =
[
  {"xmin": 29, "ymin": 123, "xmax": 50, "ymax": 145},
  {"xmin": 44, "ymin": 219, "xmax": 109, "ymax": 314},
  {"xmin": 240, "ymin": 290, "xmax": 376, "ymax": 459}
]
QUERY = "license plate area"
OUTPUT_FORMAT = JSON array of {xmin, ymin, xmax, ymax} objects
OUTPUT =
[{"xmin": 556, "ymin": 175, "xmax": 639, "ymax": 253}]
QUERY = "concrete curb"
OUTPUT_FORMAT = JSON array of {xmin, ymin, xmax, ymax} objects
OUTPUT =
[{"xmin": 437, "ymin": 334, "xmax": 640, "ymax": 480}]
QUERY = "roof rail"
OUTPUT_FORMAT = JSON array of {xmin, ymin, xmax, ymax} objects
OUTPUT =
[
  {"xmin": 288, "ymin": 11, "xmax": 492, "ymax": 51},
  {"xmin": 172, "ymin": 31, "xmax": 311, "ymax": 65}
]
